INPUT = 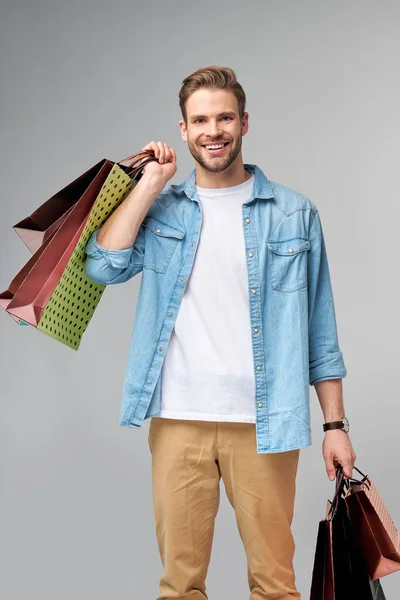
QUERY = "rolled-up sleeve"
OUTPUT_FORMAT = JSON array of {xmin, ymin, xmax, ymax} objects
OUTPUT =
[
  {"xmin": 307, "ymin": 209, "xmax": 347, "ymax": 385},
  {"xmin": 83, "ymin": 226, "xmax": 145, "ymax": 285}
]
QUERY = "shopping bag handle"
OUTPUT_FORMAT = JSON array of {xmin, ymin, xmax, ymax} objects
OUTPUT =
[
  {"xmin": 327, "ymin": 465, "xmax": 347, "ymax": 520},
  {"xmin": 119, "ymin": 149, "xmax": 155, "ymax": 167},
  {"xmin": 327, "ymin": 463, "xmax": 371, "ymax": 520},
  {"xmin": 335, "ymin": 462, "xmax": 369, "ymax": 483},
  {"xmin": 118, "ymin": 149, "xmax": 159, "ymax": 182}
]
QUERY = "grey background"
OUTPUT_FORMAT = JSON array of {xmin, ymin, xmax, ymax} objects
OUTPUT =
[{"xmin": 1, "ymin": 1, "xmax": 399, "ymax": 598}]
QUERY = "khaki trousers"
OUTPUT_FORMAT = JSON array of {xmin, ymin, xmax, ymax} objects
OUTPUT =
[{"xmin": 148, "ymin": 417, "xmax": 301, "ymax": 600}]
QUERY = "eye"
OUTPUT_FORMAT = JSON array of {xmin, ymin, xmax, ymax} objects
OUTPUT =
[
  {"xmin": 221, "ymin": 116, "xmax": 232, "ymax": 121},
  {"xmin": 194, "ymin": 118, "xmax": 205, "ymax": 124}
]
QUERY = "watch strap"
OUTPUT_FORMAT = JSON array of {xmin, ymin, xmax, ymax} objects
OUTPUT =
[
  {"xmin": 323, "ymin": 416, "xmax": 350, "ymax": 433},
  {"xmin": 323, "ymin": 420, "xmax": 345, "ymax": 432}
]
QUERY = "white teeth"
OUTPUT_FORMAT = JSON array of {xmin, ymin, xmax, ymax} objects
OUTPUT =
[{"xmin": 205, "ymin": 144, "xmax": 225, "ymax": 149}]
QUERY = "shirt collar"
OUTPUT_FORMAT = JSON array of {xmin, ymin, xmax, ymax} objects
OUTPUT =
[{"xmin": 171, "ymin": 163, "xmax": 275, "ymax": 203}]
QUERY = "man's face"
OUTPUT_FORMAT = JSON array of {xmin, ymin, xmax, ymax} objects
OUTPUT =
[{"xmin": 179, "ymin": 88, "xmax": 248, "ymax": 173}]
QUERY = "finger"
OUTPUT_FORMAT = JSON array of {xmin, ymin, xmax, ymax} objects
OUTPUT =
[
  {"xmin": 170, "ymin": 147, "xmax": 177, "ymax": 162},
  {"xmin": 151, "ymin": 141, "xmax": 160, "ymax": 158},
  {"xmin": 165, "ymin": 147, "xmax": 175, "ymax": 163},
  {"xmin": 142, "ymin": 141, "xmax": 158, "ymax": 156},
  {"xmin": 324, "ymin": 454, "xmax": 336, "ymax": 481},
  {"xmin": 162, "ymin": 142, "xmax": 171, "ymax": 163},
  {"xmin": 342, "ymin": 460, "xmax": 354, "ymax": 479},
  {"xmin": 157, "ymin": 141, "xmax": 165, "ymax": 163}
]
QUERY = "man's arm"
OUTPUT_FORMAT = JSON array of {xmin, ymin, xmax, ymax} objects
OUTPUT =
[
  {"xmin": 307, "ymin": 209, "xmax": 347, "ymax": 385},
  {"xmin": 84, "ymin": 142, "xmax": 176, "ymax": 285},
  {"xmin": 84, "ymin": 172, "xmax": 163, "ymax": 285},
  {"xmin": 307, "ymin": 208, "xmax": 355, "ymax": 480},
  {"xmin": 314, "ymin": 378, "xmax": 356, "ymax": 480}
]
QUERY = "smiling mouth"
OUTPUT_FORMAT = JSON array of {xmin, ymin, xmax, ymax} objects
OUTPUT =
[{"xmin": 202, "ymin": 142, "xmax": 230, "ymax": 154}]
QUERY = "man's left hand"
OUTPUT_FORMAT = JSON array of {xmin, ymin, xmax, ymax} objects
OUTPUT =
[{"xmin": 322, "ymin": 430, "xmax": 356, "ymax": 480}]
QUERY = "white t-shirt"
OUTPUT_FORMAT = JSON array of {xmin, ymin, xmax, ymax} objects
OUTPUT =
[{"xmin": 158, "ymin": 174, "xmax": 256, "ymax": 423}]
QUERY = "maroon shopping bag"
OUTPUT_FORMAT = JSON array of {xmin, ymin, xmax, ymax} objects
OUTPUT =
[
  {"xmin": 0, "ymin": 150, "xmax": 158, "ymax": 344},
  {"xmin": 0, "ymin": 159, "xmax": 114, "ymax": 326},
  {"xmin": 310, "ymin": 465, "xmax": 387, "ymax": 600},
  {"xmin": 344, "ymin": 466, "xmax": 400, "ymax": 580},
  {"xmin": 1, "ymin": 159, "xmax": 116, "ymax": 324},
  {"xmin": 0, "ymin": 227, "xmax": 59, "ymax": 324},
  {"xmin": 12, "ymin": 160, "xmax": 111, "ymax": 254}
]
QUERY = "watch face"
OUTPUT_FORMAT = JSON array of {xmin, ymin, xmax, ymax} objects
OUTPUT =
[{"xmin": 342, "ymin": 416, "xmax": 349, "ymax": 433}]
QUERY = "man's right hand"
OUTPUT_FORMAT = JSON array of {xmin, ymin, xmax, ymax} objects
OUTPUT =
[{"xmin": 140, "ymin": 141, "xmax": 177, "ymax": 186}]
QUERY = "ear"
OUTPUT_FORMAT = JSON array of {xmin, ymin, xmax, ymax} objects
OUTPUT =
[
  {"xmin": 179, "ymin": 119, "xmax": 188, "ymax": 142},
  {"xmin": 241, "ymin": 112, "xmax": 249, "ymax": 137}
]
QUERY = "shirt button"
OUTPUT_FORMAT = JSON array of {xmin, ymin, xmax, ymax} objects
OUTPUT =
[
  {"xmin": 248, "ymin": 252, "xmax": 254, "ymax": 257},
  {"xmin": 147, "ymin": 380, "xmax": 152, "ymax": 385},
  {"xmin": 257, "ymin": 366, "xmax": 262, "ymax": 371},
  {"xmin": 179, "ymin": 277, "xmax": 185, "ymax": 282},
  {"xmin": 288, "ymin": 248, "xmax": 293, "ymax": 253},
  {"xmin": 245, "ymin": 218, "xmax": 251, "ymax": 223},
  {"xmin": 254, "ymin": 327, "xmax": 259, "ymax": 333},
  {"xmin": 158, "ymin": 347, "xmax": 163, "ymax": 351},
  {"xmin": 258, "ymin": 402, "xmax": 263, "ymax": 408},
  {"xmin": 167, "ymin": 313, "xmax": 173, "ymax": 317},
  {"xmin": 251, "ymin": 289, "xmax": 257, "ymax": 294},
  {"xmin": 156, "ymin": 228, "xmax": 161, "ymax": 234}
]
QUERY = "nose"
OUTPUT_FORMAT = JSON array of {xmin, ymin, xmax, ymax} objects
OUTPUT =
[{"xmin": 207, "ymin": 118, "xmax": 223, "ymax": 138}]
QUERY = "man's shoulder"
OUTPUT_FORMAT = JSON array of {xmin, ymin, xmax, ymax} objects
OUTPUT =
[{"xmin": 268, "ymin": 179, "xmax": 318, "ymax": 216}]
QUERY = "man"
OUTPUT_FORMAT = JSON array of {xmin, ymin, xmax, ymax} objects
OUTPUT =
[{"xmin": 84, "ymin": 65, "xmax": 356, "ymax": 600}]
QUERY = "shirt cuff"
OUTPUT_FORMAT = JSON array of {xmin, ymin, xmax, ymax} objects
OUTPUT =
[
  {"xmin": 309, "ymin": 350, "xmax": 347, "ymax": 385},
  {"xmin": 85, "ymin": 228, "xmax": 134, "ymax": 270}
]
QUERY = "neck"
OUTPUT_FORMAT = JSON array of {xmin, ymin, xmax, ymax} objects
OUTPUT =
[{"xmin": 194, "ymin": 157, "xmax": 252, "ymax": 189}]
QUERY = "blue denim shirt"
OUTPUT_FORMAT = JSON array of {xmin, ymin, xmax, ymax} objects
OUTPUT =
[{"xmin": 84, "ymin": 163, "xmax": 347, "ymax": 453}]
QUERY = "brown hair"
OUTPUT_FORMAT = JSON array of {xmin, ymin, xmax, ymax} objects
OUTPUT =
[{"xmin": 179, "ymin": 65, "xmax": 246, "ymax": 123}]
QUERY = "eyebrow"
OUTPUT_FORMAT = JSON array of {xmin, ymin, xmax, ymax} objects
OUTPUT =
[{"xmin": 190, "ymin": 111, "xmax": 236, "ymax": 121}]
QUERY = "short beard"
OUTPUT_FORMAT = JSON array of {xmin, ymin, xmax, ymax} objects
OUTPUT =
[{"xmin": 187, "ymin": 136, "xmax": 242, "ymax": 173}]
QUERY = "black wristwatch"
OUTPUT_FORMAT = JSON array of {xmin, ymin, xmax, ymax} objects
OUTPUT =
[{"xmin": 323, "ymin": 416, "xmax": 349, "ymax": 433}]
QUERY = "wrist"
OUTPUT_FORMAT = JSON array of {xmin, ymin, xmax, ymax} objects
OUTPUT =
[
  {"xmin": 323, "ymin": 416, "xmax": 349, "ymax": 433},
  {"xmin": 324, "ymin": 428, "xmax": 348, "ymax": 435},
  {"xmin": 139, "ymin": 172, "xmax": 168, "ymax": 195}
]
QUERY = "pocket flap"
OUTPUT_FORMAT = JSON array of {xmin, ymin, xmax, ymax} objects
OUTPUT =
[
  {"xmin": 142, "ymin": 217, "xmax": 185, "ymax": 239},
  {"xmin": 267, "ymin": 237, "xmax": 310, "ymax": 256}
]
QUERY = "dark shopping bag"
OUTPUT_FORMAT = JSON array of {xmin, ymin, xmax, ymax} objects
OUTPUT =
[
  {"xmin": 344, "ymin": 466, "xmax": 400, "ymax": 580},
  {"xmin": 310, "ymin": 464, "xmax": 386, "ymax": 599},
  {"xmin": 12, "ymin": 160, "xmax": 109, "ymax": 254},
  {"xmin": 0, "ymin": 150, "xmax": 158, "ymax": 348}
]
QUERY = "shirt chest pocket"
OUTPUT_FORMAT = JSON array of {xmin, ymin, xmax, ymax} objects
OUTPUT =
[
  {"xmin": 142, "ymin": 217, "xmax": 185, "ymax": 274},
  {"xmin": 267, "ymin": 237, "xmax": 310, "ymax": 292}
]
